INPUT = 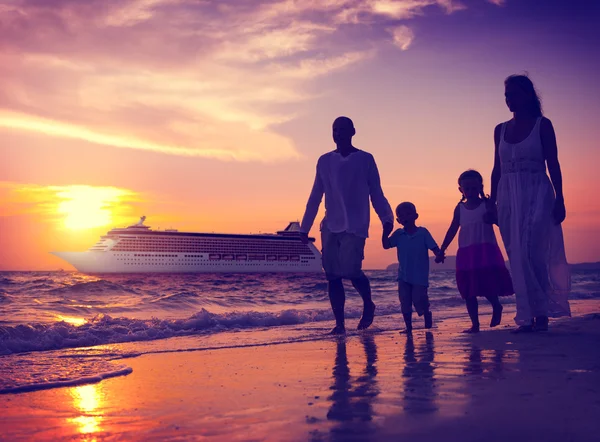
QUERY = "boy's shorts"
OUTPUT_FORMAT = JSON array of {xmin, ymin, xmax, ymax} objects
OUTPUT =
[
  {"xmin": 398, "ymin": 280, "xmax": 430, "ymax": 316},
  {"xmin": 321, "ymin": 226, "xmax": 366, "ymax": 281}
]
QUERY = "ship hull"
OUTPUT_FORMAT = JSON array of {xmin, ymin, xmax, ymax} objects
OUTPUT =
[{"xmin": 51, "ymin": 250, "xmax": 323, "ymax": 273}]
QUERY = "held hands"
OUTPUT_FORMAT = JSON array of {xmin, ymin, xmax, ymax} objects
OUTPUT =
[
  {"xmin": 382, "ymin": 221, "xmax": 394, "ymax": 238},
  {"xmin": 483, "ymin": 201, "xmax": 498, "ymax": 225},
  {"xmin": 553, "ymin": 198, "xmax": 566, "ymax": 224},
  {"xmin": 434, "ymin": 250, "xmax": 446, "ymax": 264},
  {"xmin": 381, "ymin": 222, "xmax": 394, "ymax": 249}
]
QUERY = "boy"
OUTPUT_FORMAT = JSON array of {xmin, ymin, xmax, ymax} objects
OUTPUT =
[{"xmin": 382, "ymin": 202, "xmax": 444, "ymax": 334}]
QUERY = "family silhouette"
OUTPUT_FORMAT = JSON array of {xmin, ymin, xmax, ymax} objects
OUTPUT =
[{"xmin": 300, "ymin": 74, "xmax": 571, "ymax": 335}]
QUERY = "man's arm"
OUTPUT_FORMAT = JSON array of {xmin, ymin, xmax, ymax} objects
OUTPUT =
[
  {"xmin": 382, "ymin": 229, "xmax": 395, "ymax": 250},
  {"xmin": 300, "ymin": 162, "xmax": 324, "ymax": 238},
  {"xmin": 367, "ymin": 155, "xmax": 394, "ymax": 229}
]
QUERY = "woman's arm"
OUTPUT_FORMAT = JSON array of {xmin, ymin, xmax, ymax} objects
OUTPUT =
[
  {"xmin": 541, "ymin": 117, "xmax": 566, "ymax": 224},
  {"xmin": 489, "ymin": 123, "xmax": 503, "ymax": 204},
  {"xmin": 440, "ymin": 204, "xmax": 461, "ymax": 254}
]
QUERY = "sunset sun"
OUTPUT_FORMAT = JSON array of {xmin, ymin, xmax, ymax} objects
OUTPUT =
[{"xmin": 55, "ymin": 186, "xmax": 130, "ymax": 230}]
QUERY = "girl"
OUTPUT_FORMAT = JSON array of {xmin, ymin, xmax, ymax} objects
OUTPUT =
[
  {"xmin": 489, "ymin": 74, "xmax": 571, "ymax": 332},
  {"xmin": 440, "ymin": 170, "xmax": 514, "ymax": 333}
]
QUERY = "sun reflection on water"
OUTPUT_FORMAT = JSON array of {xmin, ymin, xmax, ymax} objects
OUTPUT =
[{"xmin": 67, "ymin": 384, "xmax": 104, "ymax": 437}]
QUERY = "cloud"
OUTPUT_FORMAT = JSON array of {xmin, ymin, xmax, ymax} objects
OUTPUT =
[
  {"xmin": 0, "ymin": 110, "xmax": 299, "ymax": 161},
  {"xmin": 486, "ymin": 0, "xmax": 505, "ymax": 5},
  {"xmin": 389, "ymin": 25, "xmax": 415, "ymax": 50},
  {"xmin": 0, "ymin": 0, "xmax": 492, "ymax": 162}
]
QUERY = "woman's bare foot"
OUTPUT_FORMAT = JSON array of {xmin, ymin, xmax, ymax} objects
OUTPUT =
[
  {"xmin": 511, "ymin": 324, "xmax": 534, "ymax": 334},
  {"xmin": 462, "ymin": 325, "xmax": 480, "ymax": 334}
]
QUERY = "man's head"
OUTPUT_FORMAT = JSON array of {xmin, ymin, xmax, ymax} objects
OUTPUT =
[
  {"xmin": 395, "ymin": 202, "xmax": 418, "ymax": 227},
  {"xmin": 332, "ymin": 116, "xmax": 355, "ymax": 146}
]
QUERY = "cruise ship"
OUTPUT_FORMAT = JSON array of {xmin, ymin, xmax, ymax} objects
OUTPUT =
[{"xmin": 51, "ymin": 217, "xmax": 322, "ymax": 273}]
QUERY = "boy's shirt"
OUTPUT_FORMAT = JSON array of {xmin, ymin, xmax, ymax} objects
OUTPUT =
[{"xmin": 389, "ymin": 227, "xmax": 438, "ymax": 287}]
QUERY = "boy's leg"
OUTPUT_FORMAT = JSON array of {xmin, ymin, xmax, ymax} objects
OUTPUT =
[
  {"xmin": 412, "ymin": 285, "xmax": 432, "ymax": 329},
  {"xmin": 398, "ymin": 281, "xmax": 413, "ymax": 333},
  {"xmin": 485, "ymin": 294, "xmax": 503, "ymax": 327},
  {"xmin": 465, "ymin": 297, "xmax": 480, "ymax": 333}
]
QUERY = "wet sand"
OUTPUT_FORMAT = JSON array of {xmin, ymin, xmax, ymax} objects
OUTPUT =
[{"xmin": 1, "ymin": 299, "xmax": 599, "ymax": 441}]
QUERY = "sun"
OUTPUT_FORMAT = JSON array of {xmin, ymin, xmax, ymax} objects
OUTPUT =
[{"xmin": 55, "ymin": 186, "xmax": 130, "ymax": 230}]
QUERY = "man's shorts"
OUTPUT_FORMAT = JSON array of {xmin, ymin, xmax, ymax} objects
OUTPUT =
[{"xmin": 321, "ymin": 226, "xmax": 366, "ymax": 281}]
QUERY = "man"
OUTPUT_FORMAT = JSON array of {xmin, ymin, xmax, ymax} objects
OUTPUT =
[{"xmin": 300, "ymin": 116, "xmax": 394, "ymax": 334}]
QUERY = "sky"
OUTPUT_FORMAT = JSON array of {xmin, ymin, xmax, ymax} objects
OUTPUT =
[{"xmin": 1, "ymin": 0, "xmax": 599, "ymax": 271}]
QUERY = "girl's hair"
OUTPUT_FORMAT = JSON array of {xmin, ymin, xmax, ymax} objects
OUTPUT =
[
  {"xmin": 504, "ymin": 74, "xmax": 543, "ymax": 117},
  {"xmin": 458, "ymin": 169, "xmax": 488, "ymax": 202}
]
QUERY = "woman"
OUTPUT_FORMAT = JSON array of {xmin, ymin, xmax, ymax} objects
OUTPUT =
[{"xmin": 489, "ymin": 74, "xmax": 571, "ymax": 332}]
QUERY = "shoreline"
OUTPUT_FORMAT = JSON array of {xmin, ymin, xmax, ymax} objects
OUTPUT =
[{"xmin": 1, "ymin": 300, "xmax": 599, "ymax": 441}]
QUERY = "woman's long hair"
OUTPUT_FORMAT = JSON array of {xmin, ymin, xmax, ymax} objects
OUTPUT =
[{"xmin": 505, "ymin": 74, "xmax": 543, "ymax": 117}]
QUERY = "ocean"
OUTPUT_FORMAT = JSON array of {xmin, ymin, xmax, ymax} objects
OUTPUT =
[{"xmin": 1, "ymin": 269, "xmax": 599, "ymax": 394}]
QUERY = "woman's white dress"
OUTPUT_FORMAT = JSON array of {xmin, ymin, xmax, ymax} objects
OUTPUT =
[{"xmin": 497, "ymin": 117, "xmax": 571, "ymax": 325}]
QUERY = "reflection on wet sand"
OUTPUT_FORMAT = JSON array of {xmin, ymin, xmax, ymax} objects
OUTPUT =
[
  {"xmin": 464, "ymin": 341, "xmax": 509, "ymax": 379},
  {"xmin": 66, "ymin": 384, "xmax": 104, "ymax": 436},
  {"xmin": 402, "ymin": 331, "xmax": 437, "ymax": 414},
  {"xmin": 326, "ymin": 335, "xmax": 379, "ymax": 440}
]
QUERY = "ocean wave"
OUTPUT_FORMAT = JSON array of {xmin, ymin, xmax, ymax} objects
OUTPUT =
[
  {"xmin": 0, "ymin": 277, "xmax": 15, "ymax": 285},
  {"xmin": 0, "ymin": 304, "xmax": 409, "ymax": 355},
  {"xmin": 23, "ymin": 283, "xmax": 56, "ymax": 291},
  {"xmin": 298, "ymin": 282, "xmax": 329, "ymax": 292},
  {"xmin": 48, "ymin": 279, "xmax": 138, "ymax": 295},
  {"xmin": 0, "ymin": 354, "xmax": 132, "ymax": 394},
  {"xmin": 571, "ymin": 291, "xmax": 600, "ymax": 299},
  {"xmin": 149, "ymin": 291, "xmax": 202, "ymax": 306}
]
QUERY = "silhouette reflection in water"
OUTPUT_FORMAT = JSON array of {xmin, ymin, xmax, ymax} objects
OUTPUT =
[
  {"xmin": 402, "ymin": 332, "xmax": 437, "ymax": 414},
  {"xmin": 465, "ymin": 343, "xmax": 484, "ymax": 376},
  {"xmin": 326, "ymin": 335, "xmax": 379, "ymax": 440},
  {"xmin": 464, "ymin": 341, "xmax": 507, "ymax": 378}
]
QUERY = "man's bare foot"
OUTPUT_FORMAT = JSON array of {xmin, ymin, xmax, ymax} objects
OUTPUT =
[
  {"xmin": 329, "ymin": 325, "xmax": 346, "ymax": 335},
  {"xmin": 490, "ymin": 305, "xmax": 503, "ymax": 327},
  {"xmin": 462, "ymin": 325, "xmax": 480, "ymax": 334},
  {"xmin": 357, "ymin": 302, "xmax": 376, "ymax": 330},
  {"xmin": 399, "ymin": 328, "xmax": 413, "ymax": 336}
]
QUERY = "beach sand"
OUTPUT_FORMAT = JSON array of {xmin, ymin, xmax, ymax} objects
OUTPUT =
[{"xmin": 1, "ymin": 299, "xmax": 599, "ymax": 441}]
